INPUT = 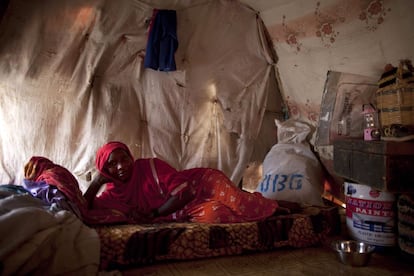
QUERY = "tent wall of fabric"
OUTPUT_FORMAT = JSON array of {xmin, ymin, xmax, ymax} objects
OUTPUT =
[{"xmin": 0, "ymin": 0, "xmax": 283, "ymax": 189}]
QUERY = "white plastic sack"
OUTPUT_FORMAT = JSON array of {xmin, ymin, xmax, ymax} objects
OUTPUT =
[{"xmin": 256, "ymin": 119, "xmax": 324, "ymax": 206}]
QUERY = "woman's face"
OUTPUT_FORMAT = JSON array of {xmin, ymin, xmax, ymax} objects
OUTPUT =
[{"xmin": 105, "ymin": 148, "xmax": 134, "ymax": 182}]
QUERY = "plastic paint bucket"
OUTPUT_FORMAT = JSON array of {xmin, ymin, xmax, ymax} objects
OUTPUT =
[{"xmin": 344, "ymin": 182, "xmax": 397, "ymax": 249}]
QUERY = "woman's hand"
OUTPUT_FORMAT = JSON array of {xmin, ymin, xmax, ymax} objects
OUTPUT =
[
  {"xmin": 156, "ymin": 184, "xmax": 195, "ymax": 217},
  {"xmin": 92, "ymin": 173, "xmax": 109, "ymax": 186},
  {"xmin": 84, "ymin": 173, "xmax": 109, "ymax": 209}
]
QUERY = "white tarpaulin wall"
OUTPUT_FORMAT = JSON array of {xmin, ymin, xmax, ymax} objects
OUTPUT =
[{"xmin": 0, "ymin": 0, "xmax": 281, "ymax": 189}]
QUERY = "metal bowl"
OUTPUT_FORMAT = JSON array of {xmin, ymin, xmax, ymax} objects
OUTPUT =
[{"xmin": 331, "ymin": 240, "xmax": 375, "ymax": 266}]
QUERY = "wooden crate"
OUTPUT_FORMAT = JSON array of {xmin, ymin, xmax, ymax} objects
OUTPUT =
[{"xmin": 333, "ymin": 138, "xmax": 414, "ymax": 193}]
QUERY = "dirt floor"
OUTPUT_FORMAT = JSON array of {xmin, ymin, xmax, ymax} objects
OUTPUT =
[{"xmin": 120, "ymin": 241, "xmax": 413, "ymax": 276}]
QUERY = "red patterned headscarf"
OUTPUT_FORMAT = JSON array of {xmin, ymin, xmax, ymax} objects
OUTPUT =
[
  {"xmin": 24, "ymin": 155, "xmax": 128, "ymax": 224},
  {"xmin": 24, "ymin": 156, "xmax": 83, "ymax": 204}
]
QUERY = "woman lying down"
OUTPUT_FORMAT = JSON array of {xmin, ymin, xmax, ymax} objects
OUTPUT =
[{"xmin": 24, "ymin": 141, "xmax": 299, "ymax": 225}]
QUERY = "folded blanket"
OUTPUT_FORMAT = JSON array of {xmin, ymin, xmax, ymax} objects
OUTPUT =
[{"xmin": 0, "ymin": 193, "xmax": 100, "ymax": 275}]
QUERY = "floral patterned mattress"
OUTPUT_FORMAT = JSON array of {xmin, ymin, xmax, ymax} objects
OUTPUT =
[{"xmin": 94, "ymin": 206, "xmax": 338, "ymax": 270}]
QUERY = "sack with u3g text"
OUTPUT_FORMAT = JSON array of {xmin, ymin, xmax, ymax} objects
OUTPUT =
[{"xmin": 256, "ymin": 119, "xmax": 324, "ymax": 207}]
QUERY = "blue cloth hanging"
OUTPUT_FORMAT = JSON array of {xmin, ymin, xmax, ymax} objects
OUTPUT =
[{"xmin": 144, "ymin": 9, "xmax": 178, "ymax": 71}]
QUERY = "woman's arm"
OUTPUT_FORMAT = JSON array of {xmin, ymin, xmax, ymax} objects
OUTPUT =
[
  {"xmin": 151, "ymin": 183, "xmax": 195, "ymax": 218},
  {"xmin": 84, "ymin": 173, "xmax": 108, "ymax": 209}
]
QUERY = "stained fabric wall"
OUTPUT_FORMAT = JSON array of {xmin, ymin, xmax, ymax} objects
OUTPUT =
[
  {"xmin": 0, "ymin": 0, "xmax": 282, "ymax": 189},
  {"xmin": 256, "ymin": 0, "xmax": 414, "ymax": 131},
  {"xmin": 250, "ymin": 0, "xmax": 414, "ymax": 199}
]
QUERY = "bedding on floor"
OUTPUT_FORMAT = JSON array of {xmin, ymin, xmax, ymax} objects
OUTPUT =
[
  {"xmin": 0, "ymin": 186, "xmax": 100, "ymax": 276},
  {"xmin": 95, "ymin": 205, "xmax": 338, "ymax": 270}
]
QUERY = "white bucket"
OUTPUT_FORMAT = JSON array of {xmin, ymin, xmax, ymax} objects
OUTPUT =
[{"xmin": 344, "ymin": 182, "xmax": 397, "ymax": 248}]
